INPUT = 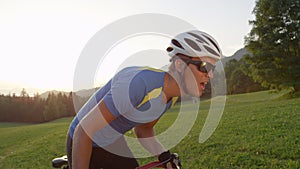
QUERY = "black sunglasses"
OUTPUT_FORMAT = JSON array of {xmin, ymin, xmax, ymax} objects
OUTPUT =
[{"xmin": 181, "ymin": 58, "xmax": 216, "ymax": 73}]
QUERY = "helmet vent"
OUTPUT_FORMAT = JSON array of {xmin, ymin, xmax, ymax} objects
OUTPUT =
[
  {"xmin": 166, "ymin": 47, "xmax": 173, "ymax": 52},
  {"xmin": 203, "ymin": 35, "xmax": 220, "ymax": 53},
  {"xmin": 184, "ymin": 38, "xmax": 201, "ymax": 51},
  {"xmin": 204, "ymin": 45, "xmax": 220, "ymax": 57},
  {"xmin": 187, "ymin": 32, "xmax": 209, "ymax": 45},
  {"xmin": 171, "ymin": 39, "xmax": 184, "ymax": 49}
]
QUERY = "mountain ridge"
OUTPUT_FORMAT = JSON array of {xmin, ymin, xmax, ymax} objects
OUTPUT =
[{"xmin": 221, "ymin": 48, "xmax": 249, "ymax": 65}]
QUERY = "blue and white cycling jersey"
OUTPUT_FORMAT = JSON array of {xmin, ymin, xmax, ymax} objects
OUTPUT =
[{"xmin": 68, "ymin": 66, "xmax": 178, "ymax": 147}]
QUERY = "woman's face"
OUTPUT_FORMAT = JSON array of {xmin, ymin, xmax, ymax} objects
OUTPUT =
[{"xmin": 183, "ymin": 56, "xmax": 217, "ymax": 97}]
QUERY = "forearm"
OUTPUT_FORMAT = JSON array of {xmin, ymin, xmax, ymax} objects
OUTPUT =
[
  {"xmin": 72, "ymin": 125, "xmax": 92, "ymax": 169},
  {"xmin": 135, "ymin": 127, "xmax": 166, "ymax": 156}
]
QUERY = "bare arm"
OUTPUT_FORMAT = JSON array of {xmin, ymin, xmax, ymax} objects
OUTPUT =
[
  {"xmin": 134, "ymin": 119, "xmax": 166, "ymax": 156},
  {"xmin": 72, "ymin": 101, "xmax": 115, "ymax": 169}
]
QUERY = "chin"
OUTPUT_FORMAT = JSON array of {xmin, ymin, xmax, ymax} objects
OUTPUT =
[
  {"xmin": 197, "ymin": 89, "xmax": 204, "ymax": 97},
  {"xmin": 189, "ymin": 90, "xmax": 203, "ymax": 97}
]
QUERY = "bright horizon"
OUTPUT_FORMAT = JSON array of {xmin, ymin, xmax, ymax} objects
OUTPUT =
[{"xmin": 0, "ymin": 0, "xmax": 256, "ymax": 96}]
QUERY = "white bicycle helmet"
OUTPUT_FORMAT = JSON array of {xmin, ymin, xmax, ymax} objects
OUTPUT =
[{"xmin": 167, "ymin": 30, "xmax": 222, "ymax": 60}]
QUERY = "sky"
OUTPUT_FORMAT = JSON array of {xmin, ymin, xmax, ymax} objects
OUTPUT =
[{"xmin": 0, "ymin": 0, "xmax": 256, "ymax": 96}]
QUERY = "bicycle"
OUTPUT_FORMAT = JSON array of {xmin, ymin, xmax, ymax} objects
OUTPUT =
[{"xmin": 52, "ymin": 153, "xmax": 181, "ymax": 169}]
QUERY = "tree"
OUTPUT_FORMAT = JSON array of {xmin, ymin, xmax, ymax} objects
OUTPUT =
[
  {"xmin": 245, "ymin": 0, "xmax": 300, "ymax": 92},
  {"xmin": 63, "ymin": 92, "xmax": 76, "ymax": 117},
  {"xmin": 20, "ymin": 88, "xmax": 28, "ymax": 97},
  {"xmin": 225, "ymin": 58, "xmax": 264, "ymax": 94},
  {"xmin": 43, "ymin": 92, "xmax": 59, "ymax": 121},
  {"xmin": 43, "ymin": 92, "xmax": 71, "ymax": 122}
]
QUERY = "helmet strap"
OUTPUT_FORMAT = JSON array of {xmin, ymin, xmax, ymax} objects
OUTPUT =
[
  {"xmin": 178, "ymin": 65, "xmax": 191, "ymax": 96},
  {"xmin": 168, "ymin": 63, "xmax": 191, "ymax": 97}
]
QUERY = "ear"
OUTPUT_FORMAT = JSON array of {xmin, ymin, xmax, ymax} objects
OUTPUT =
[{"xmin": 175, "ymin": 59, "xmax": 185, "ymax": 73}]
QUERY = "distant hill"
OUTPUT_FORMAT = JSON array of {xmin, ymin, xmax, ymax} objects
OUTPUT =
[
  {"xmin": 40, "ymin": 88, "xmax": 100, "ymax": 99},
  {"xmin": 74, "ymin": 87, "xmax": 100, "ymax": 98},
  {"xmin": 40, "ymin": 90, "xmax": 71, "ymax": 99},
  {"xmin": 221, "ymin": 48, "xmax": 249, "ymax": 65}
]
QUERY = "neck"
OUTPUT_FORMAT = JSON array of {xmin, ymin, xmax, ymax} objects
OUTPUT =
[{"xmin": 163, "ymin": 72, "xmax": 181, "ymax": 103}]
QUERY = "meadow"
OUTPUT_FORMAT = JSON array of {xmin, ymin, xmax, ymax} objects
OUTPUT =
[{"xmin": 0, "ymin": 90, "xmax": 299, "ymax": 169}]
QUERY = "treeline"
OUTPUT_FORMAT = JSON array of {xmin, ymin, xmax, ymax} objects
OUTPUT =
[
  {"xmin": 0, "ymin": 90, "xmax": 77, "ymax": 123},
  {"xmin": 224, "ymin": 56, "xmax": 266, "ymax": 95}
]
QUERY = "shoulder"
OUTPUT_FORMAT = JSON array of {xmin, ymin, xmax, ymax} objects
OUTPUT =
[
  {"xmin": 115, "ymin": 66, "xmax": 165, "ymax": 77},
  {"xmin": 131, "ymin": 67, "xmax": 166, "ymax": 85},
  {"xmin": 112, "ymin": 66, "xmax": 165, "ymax": 86}
]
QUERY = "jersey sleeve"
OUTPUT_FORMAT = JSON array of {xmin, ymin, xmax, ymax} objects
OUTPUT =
[{"xmin": 103, "ymin": 70, "xmax": 146, "ymax": 117}]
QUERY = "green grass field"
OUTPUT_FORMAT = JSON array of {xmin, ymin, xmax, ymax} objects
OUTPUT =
[{"xmin": 0, "ymin": 91, "xmax": 299, "ymax": 169}]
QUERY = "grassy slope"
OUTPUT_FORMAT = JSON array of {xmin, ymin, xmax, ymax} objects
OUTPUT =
[
  {"xmin": 0, "ymin": 90, "xmax": 299, "ymax": 168},
  {"xmin": 0, "ymin": 118, "xmax": 70, "ymax": 169}
]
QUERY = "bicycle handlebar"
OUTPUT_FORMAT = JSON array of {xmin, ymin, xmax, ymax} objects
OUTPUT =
[{"xmin": 52, "ymin": 154, "xmax": 181, "ymax": 169}]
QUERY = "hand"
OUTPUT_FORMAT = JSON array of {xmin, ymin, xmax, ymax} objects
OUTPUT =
[
  {"xmin": 158, "ymin": 151, "xmax": 181, "ymax": 169},
  {"xmin": 169, "ymin": 153, "xmax": 181, "ymax": 169}
]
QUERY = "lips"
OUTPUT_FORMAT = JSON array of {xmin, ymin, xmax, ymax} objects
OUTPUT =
[{"xmin": 200, "ymin": 82, "xmax": 207, "ymax": 90}]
